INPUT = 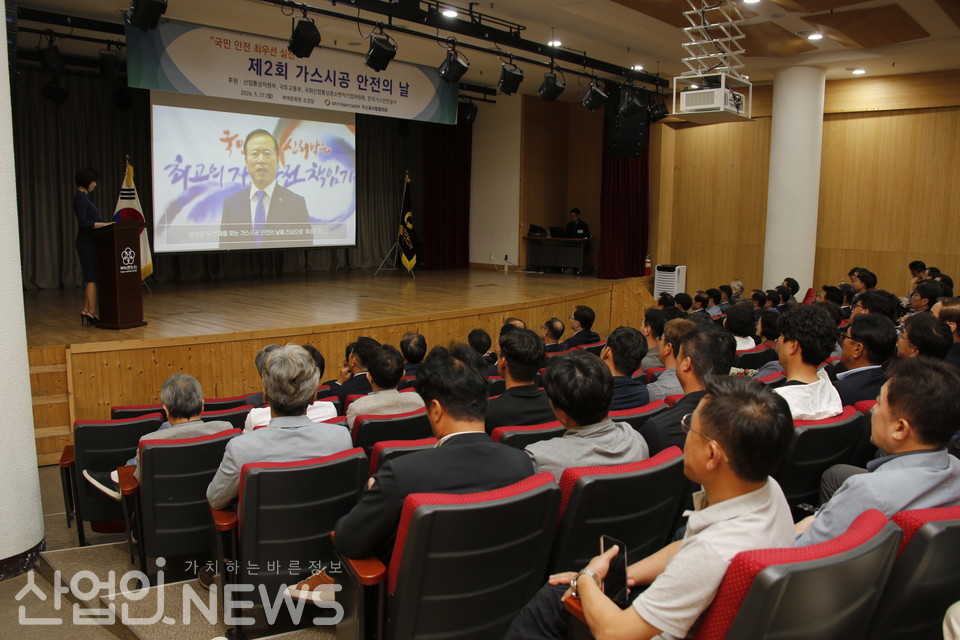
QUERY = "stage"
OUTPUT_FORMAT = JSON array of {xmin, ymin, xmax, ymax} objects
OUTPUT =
[{"xmin": 25, "ymin": 268, "xmax": 654, "ymax": 464}]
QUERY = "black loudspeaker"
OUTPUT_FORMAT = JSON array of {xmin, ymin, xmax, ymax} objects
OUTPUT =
[
  {"xmin": 288, "ymin": 19, "xmax": 321, "ymax": 58},
  {"xmin": 365, "ymin": 35, "xmax": 396, "ymax": 71},
  {"xmin": 458, "ymin": 101, "xmax": 478, "ymax": 124},
  {"xmin": 605, "ymin": 86, "xmax": 648, "ymax": 158},
  {"xmin": 128, "ymin": 0, "xmax": 167, "ymax": 31}
]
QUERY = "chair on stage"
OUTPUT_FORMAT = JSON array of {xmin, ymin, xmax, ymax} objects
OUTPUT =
[
  {"xmin": 490, "ymin": 421, "xmax": 565, "ymax": 449},
  {"xmin": 369, "ymin": 437, "xmax": 438, "ymax": 475},
  {"xmin": 59, "ymin": 412, "xmax": 165, "ymax": 546},
  {"xmin": 117, "ymin": 429, "xmax": 240, "ymax": 573},
  {"xmin": 867, "ymin": 506, "xmax": 960, "ymax": 640},
  {"xmin": 549, "ymin": 447, "xmax": 685, "ymax": 572},
  {"xmin": 609, "ymin": 400, "xmax": 669, "ymax": 435},
  {"xmin": 351, "ymin": 408, "xmax": 432, "ymax": 456},
  {"xmin": 338, "ymin": 474, "xmax": 560, "ymax": 640}
]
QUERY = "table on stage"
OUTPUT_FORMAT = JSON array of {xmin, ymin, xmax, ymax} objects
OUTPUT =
[{"xmin": 524, "ymin": 236, "xmax": 592, "ymax": 273}]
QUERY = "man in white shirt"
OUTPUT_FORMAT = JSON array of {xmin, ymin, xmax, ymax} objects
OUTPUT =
[{"xmin": 773, "ymin": 305, "xmax": 843, "ymax": 420}]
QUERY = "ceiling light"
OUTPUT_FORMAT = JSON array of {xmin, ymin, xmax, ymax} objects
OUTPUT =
[
  {"xmin": 742, "ymin": 0, "xmax": 761, "ymax": 4},
  {"xmin": 365, "ymin": 30, "xmax": 397, "ymax": 72},
  {"xmin": 582, "ymin": 82, "xmax": 607, "ymax": 111},
  {"xmin": 538, "ymin": 72, "xmax": 565, "ymax": 101},
  {"xmin": 631, "ymin": 65, "xmax": 644, "ymax": 71},
  {"xmin": 850, "ymin": 67, "xmax": 866, "ymax": 75},
  {"xmin": 548, "ymin": 40, "xmax": 562, "ymax": 47},
  {"xmin": 807, "ymin": 33, "xmax": 823, "ymax": 41},
  {"xmin": 441, "ymin": 9, "xmax": 458, "ymax": 18},
  {"xmin": 288, "ymin": 17, "xmax": 321, "ymax": 58},
  {"xmin": 690, "ymin": 83, "xmax": 699, "ymax": 89},
  {"xmin": 498, "ymin": 62, "xmax": 524, "ymax": 94},
  {"xmin": 437, "ymin": 47, "xmax": 469, "ymax": 83}
]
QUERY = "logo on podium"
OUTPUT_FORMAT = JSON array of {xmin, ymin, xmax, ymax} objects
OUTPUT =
[{"xmin": 120, "ymin": 246, "xmax": 138, "ymax": 274}]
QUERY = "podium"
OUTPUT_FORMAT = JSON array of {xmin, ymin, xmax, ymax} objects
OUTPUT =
[{"xmin": 92, "ymin": 221, "xmax": 148, "ymax": 330}]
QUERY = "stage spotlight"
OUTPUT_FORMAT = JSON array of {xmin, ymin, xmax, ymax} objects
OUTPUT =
[
  {"xmin": 649, "ymin": 101, "xmax": 669, "ymax": 122},
  {"xmin": 437, "ymin": 47, "xmax": 469, "ymax": 84},
  {"xmin": 458, "ymin": 101, "xmax": 478, "ymax": 124},
  {"xmin": 38, "ymin": 43, "xmax": 63, "ymax": 73},
  {"xmin": 538, "ymin": 72, "xmax": 564, "ymax": 102},
  {"xmin": 127, "ymin": 0, "xmax": 167, "ymax": 31},
  {"xmin": 582, "ymin": 82, "xmax": 607, "ymax": 111},
  {"xmin": 498, "ymin": 62, "xmax": 524, "ymax": 95},
  {"xmin": 41, "ymin": 75, "xmax": 68, "ymax": 104},
  {"xmin": 288, "ymin": 17, "xmax": 321, "ymax": 58},
  {"xmin": 618, "ymin": 87, "xmax": 645, "ymax": 118},
  {"xmin": 365, "ymin": 32, "xmax": 397, "ymax": 72},
  {"xmin": 99, "ymin": 48, "xmax": 119, "ymax": 81}
]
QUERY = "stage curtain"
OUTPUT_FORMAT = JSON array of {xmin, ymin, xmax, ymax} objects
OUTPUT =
[
  {"xmin": 597, "ymin": 142, "xmax": 649, "ymax": 279},
  {"xmin": 13, "ymin": 69, "xmax": 408, "ymax": 289},
  {"xmin": 419, "ymin": 118, "xmax": 472, "ymax": 270}
]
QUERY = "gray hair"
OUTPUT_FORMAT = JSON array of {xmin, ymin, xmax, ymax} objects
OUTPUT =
[
  {"xmin": 255, "ymin": 344, "xmax": 281, "ymax": 376},
  {"xmin": 262, "ymin": 344, "xmax": 320, "ymax": 415},
  {"xmin": 160, "ymin": 372, "xmax": 203, "ymax": 420},
  {"xmin": 730, "ymin": 279, "xmax": 744, "ymax": 296}
]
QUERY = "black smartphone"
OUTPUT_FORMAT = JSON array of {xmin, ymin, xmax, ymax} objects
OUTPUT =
[{"xmin": 600, "ymin": 535, "xmax": 629, "ymax": 607}]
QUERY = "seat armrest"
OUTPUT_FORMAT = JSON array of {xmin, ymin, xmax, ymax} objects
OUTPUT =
[
  {"xmin": 210, "ymin": 507, "xmax": 238, "ymax": 531},
  {"xmin": 116, "ymin": 465, "xmax": 139, "ymax": 496},
  {"xmin": 563, "ymin": 595, "xmax": 587, "ymax": 623},
  {"xmin": 59, "ymin": 445, "xmax": 75, "ymax": 468},
  {"xmin": 342, "ymin": 555, "xmax": 387, "ymax": 586}
]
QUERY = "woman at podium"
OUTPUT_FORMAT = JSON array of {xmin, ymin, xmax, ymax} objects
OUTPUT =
[{"xmin": 73, "ymin": 167, "xmax": 112, "ymax": 325}]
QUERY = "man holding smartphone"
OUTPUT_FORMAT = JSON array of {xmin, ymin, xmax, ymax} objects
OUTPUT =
[{"xmin": 506, "ymin": 376, "xmax": 796, "ymax": 640}]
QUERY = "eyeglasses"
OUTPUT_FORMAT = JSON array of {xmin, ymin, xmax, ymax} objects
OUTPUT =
[
  {"xmin": 680, "ymin": 413, "xmax": 714, "ymax": 442},
  {"xmin": 839, "ymin": 332, "xmax": 859, "ymax": 343}
]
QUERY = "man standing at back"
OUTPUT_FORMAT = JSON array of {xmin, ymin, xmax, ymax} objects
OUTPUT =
[
  {"xmin": 486, "ymin": 328, "xmax": 555, "ymax": 432},
  {"xmin": 562, "ymin": 305, "xmax": 600, "ymax": 349}
]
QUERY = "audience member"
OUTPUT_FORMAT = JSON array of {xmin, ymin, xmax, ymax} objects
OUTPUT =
[
  {"xmin": 718, "ymin": 285, "xmax": 734, "ymax": 313},
  {"xmin": 331, "ymin": 344, "xmax": 534, "ymax": 565},
  {"xmin": 485, "ymin": 328, "xmax": 554, "ymax": 431},
  {"xmin": 562, "ymin": 305, "xmax": 601, "ymax": 349},
  {"xmin": 816, "ymin": 300, "xmax": 844, "ymax": 358},
  {"xmin": 898, "ymin": 312, "xmax": 953, "ymax": 360},
  {"xmin": 657, "ymin": 292, "xmax": 675, "ymax": 310},
  {"xmin": 525, "ymin": 350, "xmax": 649, "ymax": 481},
  {"xmin": 467, "ymin": 328, "xmax": 496, "ymax": 365},
  {"xmin": 933, "ymin": 297, "xmax": 960, "ymax": 369},
  {"xmin": 83, "ymin": 373, "xmax": 234, "ymax": 498},
  {"xmin": 674, "ymin": 292, "xmax": 693, "ymax": 313},
  {"xmin": 764, "ymin": 289, "xmax": 780, "ymax": 310},
  {"xmin": 832, "ymin": 314, "xmax": 896, "ymax": 406},
  {"xmin": 851, "ymin": 289, "xmax": 902, "ymax": 321},
  {"xmin": 910, "ymin": 280, "xmax": 940, "ymax": 313},
  {"xmin": 540, "ymin": 317, "xmax": 567, "ymax": 353},
  {"xmin": 725, "ymin": 301, "xmax": 757, "ymax": 351},
  {"xmin": 782, "ymin": 277, "xmax": 800, "ymax": 303},
  {"xmin": 925, "ymin": 266, "xmax": 942, "ymax": 279},
  {"xmin": 691, "ymin": 292, "xmax": 710, "ymax": 316},
  {"xmin": 505, "ymin": 317, "xmax": 527, "ymax": 330},
  {"xmin": 750, "ymin": 289, "xmax": 766, "ymax": 315},
  {"xmin": 646, "ymin": 318, "xmax": 694, "ymax": 400},
  {"xmin": 821, "ymin": 285, "xmax": 844, "ymax": 307},
  {"xmin": 600, "ymin": 326, "xmax": 650, "ymax": 409},
  {"xmin": 639, "ymin": 324, "xmax": 735, "ymax": 454},
  {"xmin": 851, "ymin": 268, "xmax": 877, "ymax": 294},
  {"xmin": 662, "ymin": 305, "xmax": 684, "ymax": 321},
  {"xmin": 399, "ymin": 332, "xmax": 427, "ymax": 377},
  {"xmin": 796, "ymin": 358, "xmax": 960, "ymax": 546},
  {"xmin": 838, "ymin": 283, "xmax": 855, "ymax": 318},
  {"xmin": 908, "ymin": 260, "xmax": 927, "ymax": 289},
  {"xmin": 936, "ymin": 274, "xmax": 955, "ymax": 298},
  {"xmin": 773, "ymin": 305, "xmax": 842, "ymax": 420},
  {"xmin": 505, "ymin": 376, "xmax": 795, "ymax": 640},
  {"xmin": 730, "ymin": 279, "xmax": 744, "ymax": 302},
  {"xmin": 346, "ymin": 345, "xmax": 425, "ymax": 429},
  {"xmin": 245, "ymin": 343, "xmax": 337, "ymax": 431},
  {"xmin": 206, "ymin": 344, "xmax": 353, "ymax": 525},
  {"xmin": 775, "ymin": 285, "xmax": 794, "ymax": 312},
  {"xmin": 705, "ymin": 288, "xmax": 723, "ymax": 317},
  {"xmin": 639, "ymin": 307, "xmax": 667, "ymax": 370},
  {"xmin": 244, "ymin": 343, "xmax": 280, "ymax": 407},
  {"xmin": 327, "ymin": 337, "xmax": 379, "ymax": 405}
]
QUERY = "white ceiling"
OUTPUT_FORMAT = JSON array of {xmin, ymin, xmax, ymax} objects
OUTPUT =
[{"xmin": 15, "ymin": 0, "xmax": 960, "ymax": 103}]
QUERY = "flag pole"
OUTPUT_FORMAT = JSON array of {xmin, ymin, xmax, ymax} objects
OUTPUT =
[{"xmin": 374, "ymin": 171, "xmax": 410, "ymax": 277}]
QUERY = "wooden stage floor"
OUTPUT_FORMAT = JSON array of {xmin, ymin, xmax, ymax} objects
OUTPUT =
[{"xmin": 24, "ymin": 268, "xmax": 612, "ymax": 348}]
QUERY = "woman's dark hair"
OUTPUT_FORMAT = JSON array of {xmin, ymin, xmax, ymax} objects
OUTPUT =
[
  {"xmin": 724, "ymin": 302, "xmax": 754, "ymax": 338},
  {"xmin": 75, "ymin": 167, "xmax": 100, "ymax": 188}
]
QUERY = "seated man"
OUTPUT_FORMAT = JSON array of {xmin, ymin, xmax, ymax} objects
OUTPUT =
[
  {"xmin": 326, "ymin": 336, "xmax": 380, "ymax": 405},
  {"xmin": 526, "ymin": 350, "xmax": 649, "ymax": 481},
  {"xmin": 561, "ymin": 305, "xmax": 601, "ymax": 349},
  {"xmin": 331, "ymin": 344, "xmax": 535, "ymax": 564},
  {"xmin": 718, "ymin": 285, "xmax": 733, "ymax": 313},
  {"xmin": 600, "ymin": 326, "xmax": 650, "ymax": 410},
  {"xmin": 345, "ymin": 345, "xmax": 425, "ymax": 429},
  {"xmin": 705, "ymin": 288, "xmax": 723, "ymax": 317},
  {"xmin": 909, "ymin": 280, "xmax": 940, "ymax": 314},
  {"xmin": 485, "ymin": 328, "xmax": 555, "ymax": 432},
  {"xmin": 83, "ymin": 372, "xmax": 234, "ymax": 499},
  {"xmin": 773, "ymin": 305, "xmax": 843, "ymax": 420},
  {"xmin": 898, "ymin": 312, "xmax": 953, "ymax": 360},
  {"xmin": 207, "ymin": 344, "xmax": 353, "ymax": 511},
  {"xmin": 797, "ymin": 357, "xmax": 960, "ymax": 546},
  {"xmin": 639, "ymin": 324, "xmax": 735, "ymax": 454},
  {"xmin": 832, "ymin": 314, "xmax": 896, "ymax": 406},
  {"xmin": 467, "ymin": 327, "xmax": 496, "ymax": 366},
  {"xmin": 399, "ymin": 332, "xmax": 426, "ymax": 377},
  {"xmin": 850, "ymin": 288, "xmax": 902, "ymax": 321},
  {"xmin": 505, "ymin": 376, "xmax": 795, "ymax": 640},
  {"xmin": 674, "ymin": 292, "xmax": 693, "ymax": 314},
  {"xmin": 933, "ymin": 297, "xmax": 960, "ymax": 369},
  {"xmin": 540, "ymin": 317, "xmax": 567, "ymax": 353},
  {"xmin": 646, "ymin": 318, "xmax": 694, "ymax": 401},
  {"xmin": 244, "ymin": 343, "xmax": 336, "ymax": 431},
  {"xmin": 639, "ymin": 307, "xmax": 667, "ymax": 371},
  {"xmin": 244, "ymin": 344, "xmax": 280, "ymax": 407}
]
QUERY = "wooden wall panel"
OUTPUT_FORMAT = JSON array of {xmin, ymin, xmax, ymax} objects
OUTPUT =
[
  {"xmin": 814, "ymin": 106, "xmax": 960, "ymax": 293},
  {"xmin": 666, "ymin": 118, "xmax": 772, "ymax": 292}
]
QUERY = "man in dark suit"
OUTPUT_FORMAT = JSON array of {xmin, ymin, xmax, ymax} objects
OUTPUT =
[
  {"xmin": 639, "ymin": 324, "xmax": 735, "ymax": 455},
  {"xmin": 399, "ymin": 332, "xmax": 426, "ymax": 377},
  {"xmin": 486, "ymin": 328, "xmax": 555, "ymax": 432},
  {"xmin": 219, "ymin": 129, "xmax": 313, "ymax": 249},
  {"xmin": 933, "ymin": 297, "xmax": 960, "ymax": 370},
  {"xmin": 565, "ymin": 207, "xmax": 590, "ymax": 239},
  {"xmin": 562, "ymin": 305, "xmax": 601, "ymax": 349},
  {"xmin": 331, "ymin": 344, "xmax": 535, "ymax": 565},
  {"xmin": 540, "ymin": 317, "xmax": 567, "ymax": 353},
  {"xmin": 600, "ymin": 326, "xmax": 650, "ymax": 410},
  {"xmin": 326, "ymin": 337, "xmax": 380, "ymax": 406},
  {"xmin": 832, "ymin": 314, "xmax": 896, "ymax": 405}
]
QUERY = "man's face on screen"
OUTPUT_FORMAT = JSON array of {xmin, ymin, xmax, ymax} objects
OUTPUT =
[{"xmin": 244, "ymin": 133, "xmax": 279, "ymax": 190}]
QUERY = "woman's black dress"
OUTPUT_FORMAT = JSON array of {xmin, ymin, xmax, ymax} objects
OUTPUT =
[{"xmin": 73, "ymin": 190, "xmax": 99, "ymax": 283}]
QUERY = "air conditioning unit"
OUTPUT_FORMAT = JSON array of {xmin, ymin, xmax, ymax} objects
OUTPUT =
[
  {"xmin": 679, "ymin": 88, "xmax": 745, "ymax": 114},
  {"xmin": 654, "ymin": 264, "xmax": 687, "ymax": 297}
]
